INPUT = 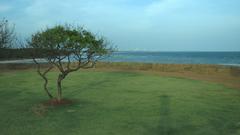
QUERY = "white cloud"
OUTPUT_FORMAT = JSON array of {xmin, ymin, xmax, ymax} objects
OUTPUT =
[
  {"xmin": 144, "ymin": 0, "xmax": 185, "ymax": 16},
  {"xmin": 4, "ymin": 0, "xmax": 240, "ymax": 51},
  {"xmin": 21, "ymin": 0, "xmax": 154, "ymax": 33},
  {"xmin": 0, "ymin": 4, "xmax": 12, "ymax": 12}
]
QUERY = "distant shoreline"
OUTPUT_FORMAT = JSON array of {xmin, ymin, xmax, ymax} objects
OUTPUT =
[
  {"xmin": 1, "ymin": 58, "xmax": 240, "ymax": 67},
  {"xmin": 114, "ymin": 50, "xmax": 240, "ymax": 53},
  {"xmin": 1, "ymin": 51, "xmax": 240, "ymax": 66}
]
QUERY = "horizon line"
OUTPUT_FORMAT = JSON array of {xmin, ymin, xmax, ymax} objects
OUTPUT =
[{"xmin": 117, "ymin": 50, "xmax": 240, "ymax": 52}]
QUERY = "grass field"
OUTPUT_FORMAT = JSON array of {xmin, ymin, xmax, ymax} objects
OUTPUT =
[{"xmin": 0, "ymin": 69, "xmax": 240, "ymax": 135}]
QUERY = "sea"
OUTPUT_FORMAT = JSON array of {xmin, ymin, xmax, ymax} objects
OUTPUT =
[
  {"xmin": 0, "ymin": 51, "xmax": 240, "ymax": 66},
  {"xmin": 102, "ymin": 51, "xmax": 240, "ymax": 66}
]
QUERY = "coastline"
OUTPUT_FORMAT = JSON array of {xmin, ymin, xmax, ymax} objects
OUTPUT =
[{"xmin": 0, "ymin": 58, "xmax": 240, "ymax": 67}]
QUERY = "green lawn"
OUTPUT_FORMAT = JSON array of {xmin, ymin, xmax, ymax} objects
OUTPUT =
[{"xmin": 0, "ymin": 70, "xmax": 240, "ymax": 135}]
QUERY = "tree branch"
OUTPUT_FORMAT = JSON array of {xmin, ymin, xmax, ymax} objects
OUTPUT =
[{"xmin": 33, "ymin": 58, "xmax": 53, "ymax": 99}]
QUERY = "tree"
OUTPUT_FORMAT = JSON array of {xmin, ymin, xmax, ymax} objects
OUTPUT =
[
  {"xmin": 28, "ymin": 25, "xmax": 113, "ymax": 102},
  {"xmin": 0, "ymin": 18, "xmax": 16, "ymax": 48}
]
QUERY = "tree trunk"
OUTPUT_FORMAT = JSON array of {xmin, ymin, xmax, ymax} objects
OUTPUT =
[
  {"xmin": 57, "ymin": 74, "xmax": 64, "ymax": 102},
  {"xmin": 33, "ymin": 58, "xmax": 54, "ymax": 99},
  {"xmin": 43, "ymin": 76, "xmax": 53, "ymax": 99}
]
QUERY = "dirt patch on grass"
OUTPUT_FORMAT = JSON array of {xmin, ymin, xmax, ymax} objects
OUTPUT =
[
  {"xmin": 91, "ymin": 68, "xmax": 240, "ymax": 90},
  {"xmin": 43, "ymin": 98, "xmax": 74, "ymax": 106},
  {"xmin": 31, "ymin": 104, "xmax": 48, "ymax": 117},
  {"xmin": 31, "ymin": 99, "xmax": 75, "ymax": 116},
  {"xmin": 143, "ymin": 71, "xmax": 240, "ymax": 90}
]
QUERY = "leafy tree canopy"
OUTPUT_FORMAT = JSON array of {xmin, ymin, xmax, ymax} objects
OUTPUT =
[{"xmin": 28, "ymin": 24, "xmax": 113, "ymax": 101}]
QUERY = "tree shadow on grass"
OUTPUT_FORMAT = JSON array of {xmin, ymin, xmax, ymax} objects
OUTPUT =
[{"xmin": 157, "ymin": 95, "xmax": 172, "ymax": 135}]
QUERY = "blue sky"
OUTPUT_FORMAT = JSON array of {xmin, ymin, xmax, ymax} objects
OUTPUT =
[{"xmin": 0, "ymin": 0, "xmax": 240, "ymax": 51}]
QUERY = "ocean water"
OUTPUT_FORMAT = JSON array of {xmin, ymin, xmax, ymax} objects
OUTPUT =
[
  {"xmin": 103, "ymin": 51, "xmax": 240, "ymax": 66},
  {"xmin": 1, "ymin": 51, "xmax": 239, "ymax": 66}
]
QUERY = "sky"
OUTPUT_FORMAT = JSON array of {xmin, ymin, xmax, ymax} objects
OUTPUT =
[{"xmin": 0, "ymin": 0, "xmax": 240, "ymax": 51}]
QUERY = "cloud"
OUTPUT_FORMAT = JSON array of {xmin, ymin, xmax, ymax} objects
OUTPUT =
[
  {"xmin": 144, "ymin": 0, "xmax": 183, "ymax": 16},
  {"xmin": 20, "ymin": 0, "xmax": 154, "ymax": 33},
  {"xmin": 0, "ymin": 4, "xmax": 12, "ymax": 12},
  {"xmin": 2, "ymin": 0, "xmax": 240, "ymax": 51}
]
